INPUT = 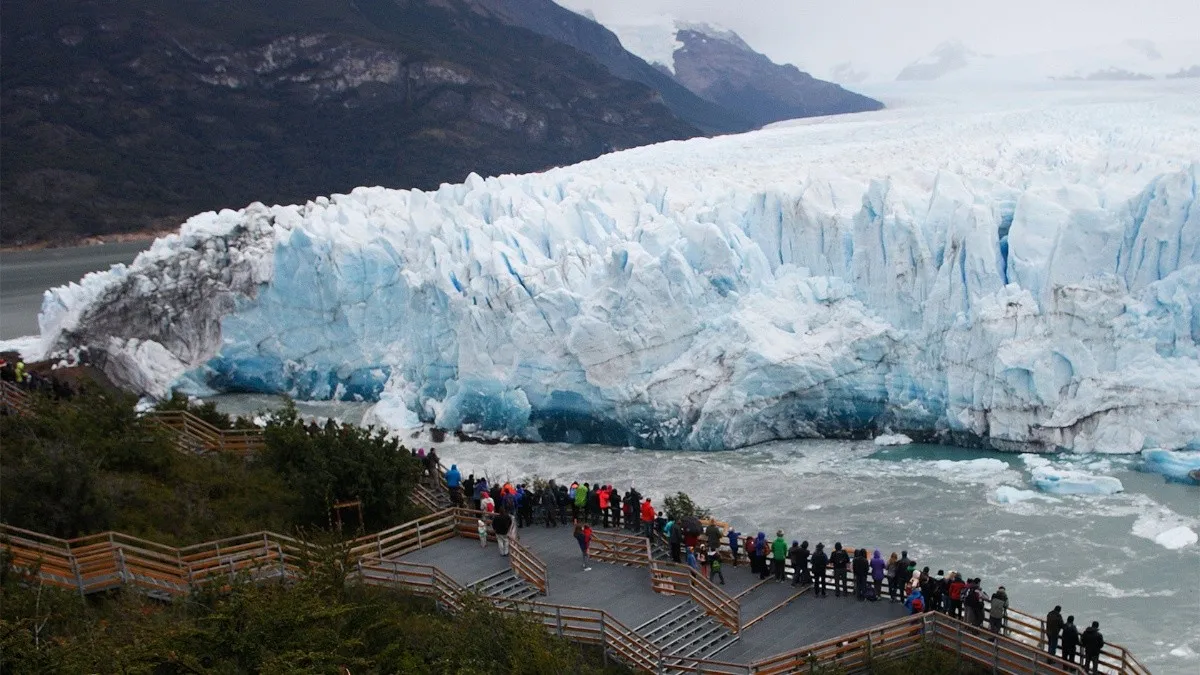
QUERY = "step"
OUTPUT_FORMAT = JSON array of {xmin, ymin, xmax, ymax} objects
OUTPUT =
[{"xmin": 638, "ymin": 605, "xmax": 704, "ymax": 641}]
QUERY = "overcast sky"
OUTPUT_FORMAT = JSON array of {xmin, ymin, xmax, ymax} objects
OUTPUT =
[{"xmin": 559, "ymin": 0, "xmax": 1200, "ymax": 77}]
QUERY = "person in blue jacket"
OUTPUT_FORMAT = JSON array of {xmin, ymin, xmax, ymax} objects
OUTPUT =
[
  {"xmin": 905, "ymin": 586, "xmax": 926, "ymax": 615},
  {"xmin": 445, "ymin": 464, "xmax": 462, "ymax": 506},
  {"xmin": 726, "ymin": 527, "xmax": 741, "ymax": 566}
]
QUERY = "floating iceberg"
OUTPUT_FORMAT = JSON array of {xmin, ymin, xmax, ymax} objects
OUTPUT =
[
  {"xmin": 1031, "ymin": 465, "xmax": 1124, "ymax": 495},
  {"xmin": 873, "ymin": 434, "xmax": 913, "ymax": 446},
  {"xmin": 37, "ymin": 84, "xmax": 1200, "ymax": 451},
  {"xmin": 1154, "ymin": 526, "xmax": 1198, "ymax": 550},
  {"xmin": 1141, "ymin": 448, "xmax": 1200, "ymax": 484},
  {"xmin": 993, "ymin": 485, "xmax": 1060, "ymax": 504}
]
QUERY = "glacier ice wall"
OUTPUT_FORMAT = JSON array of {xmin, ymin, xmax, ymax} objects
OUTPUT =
[{"xmin": 40, "ymin": 85, "xmax": 1200, "ymax": 452}]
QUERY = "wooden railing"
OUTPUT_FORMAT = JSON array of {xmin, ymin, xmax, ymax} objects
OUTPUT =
[
  {"xmin": 1, "ymin": 524, "xmax": 304, "ymax": 598},
  {"xmin": 347, "ymin": 509, "xmax": 458, "ymax": 560},
  {"xmin": 508, "ymin": 536, "xmax": 548, "ymax": 595},
  {"xmin": 589, "ymin": 528, "xmax": 652, "ymax": 567},
  {"xmin": 988, "ymin": 603, "xmax": 1150, "ymax": 675},
  {"xmin": 148, "ymin": 410, "xmax": 265, "ymax": 456},
  {"xmin": 0, "ymin": 381, "xmax": 32, "ymax": 415},
  {"xmin": 650, "ymin": 558, "xmax": 741, "ymax": 634}
]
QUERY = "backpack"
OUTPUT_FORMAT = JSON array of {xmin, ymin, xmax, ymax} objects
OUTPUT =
[
  {"xmin": 863, "ymin": 583, "xmax": 877, "ymax": 601},
  {"xmin": 911, "ymin": 596, "xmax": 924, "ymax": 612},
  {"xmin": 966, "ymin": 587, "xmax": 982, "ymax": 609}
]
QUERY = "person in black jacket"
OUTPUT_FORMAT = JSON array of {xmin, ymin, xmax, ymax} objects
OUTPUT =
[
  {"xmin": 788, "ymin": 541, "xmax": 804, "ymax": 585},
  {"xmin": 610, "ymin": 489, "xmax": 622, "ymax": 529},
  {"xmin": 1061, "ymin": 615, "xmax": 1080, "ymax": 664},
  {"xmin": 1045, "ymin": 606, "xmax": 1064, "ymax": 657},
  {"xmin": 810, "ymin": 543, "xmax": 829, "ymax": 597},
  {"xmin": 830, "ymin": 542, "xmax": 851, "ymax": 597},
  {"xmin": 1081, "ymin": 621, "xmax": 1105, "ymax": 674},
  {"xmin": 492, "ymin": 510, "xmax": 513, "ymax": 557},
  {"xmin": 668, "ymin": 520, "xmax": 683, "ymax": 563},
  {"xmin": 796, "ymin": 541, "xmax": 811, "ymax": 586},
  {"xmin": 852, "ymin": 549, "xmax": 870, "ymax": 600}
]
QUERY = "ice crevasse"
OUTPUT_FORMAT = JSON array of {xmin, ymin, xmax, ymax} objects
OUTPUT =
[{"xmin": 39, "ymin": 86, "xmax": 1200, "ymax": 452}]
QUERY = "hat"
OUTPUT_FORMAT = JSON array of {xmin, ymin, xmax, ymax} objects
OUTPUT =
[{"xmin": 776, "ymin": 529, "xmax": 784, "ymax": 536}]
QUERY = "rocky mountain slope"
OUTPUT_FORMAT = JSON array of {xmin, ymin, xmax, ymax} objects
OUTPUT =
[
  {"xmin": 594, "ymin": 19, "xmax": 882, "ymax": 127},
  {"xmin": 669, "ymin": 25, "xmax": 883, "ymax": 127},
  {"xmin": 0, "ymin": 0, "xmax": 704, "ymax": 246}
]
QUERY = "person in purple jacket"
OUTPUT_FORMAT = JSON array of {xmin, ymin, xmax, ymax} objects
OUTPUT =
[{"xmin": 870, "ymin": 549, "xmax": 888, "ymax": 599}]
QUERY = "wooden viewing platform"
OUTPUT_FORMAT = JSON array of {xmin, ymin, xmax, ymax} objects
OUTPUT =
[{"xmin": 1, "ymin": 504, "xmax": 1149, "ymax": 675}]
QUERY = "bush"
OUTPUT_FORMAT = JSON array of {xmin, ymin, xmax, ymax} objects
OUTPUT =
[
  {"xmin": 261, "ymin": 400, "xmax": 422, "ymax": 533},
  {"xmin": 662, "ymin": 491, "xmax": 712, "ymax": 522}
]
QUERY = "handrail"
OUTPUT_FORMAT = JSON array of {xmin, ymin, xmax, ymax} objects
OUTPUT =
[
  {"xmin": 0, "ymin": 381, "xmax": 33, "ymax": 415},
  {"xmin": 649, "ymin": 558, "xmax": 740, "ymax": 634},
  {"xmin": 589, "ymin": 529, "xmax": 652, "ymax": 567},
  {"xmin": 507, "ymin": 536, "xmax": 548, "ymax": 595},
  {"xmin": 146, "ymin": 409, "xmax": 265, "ymax": 456}
]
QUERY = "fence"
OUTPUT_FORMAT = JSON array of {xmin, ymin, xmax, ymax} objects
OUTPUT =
[
  {"xmin": 148, "ymin": 409, "xmax": 265, "ymax": 456},
  {"xmin": 589, "ymin": 528, "xmax": 652, "ymax": 567},
  {"xmin": 0, "ymin": 381, "xmax": 32, "ymax": 415},
  {"xmin": 649, "ymin": 558, "xmax": 742, "ymax": 634}
]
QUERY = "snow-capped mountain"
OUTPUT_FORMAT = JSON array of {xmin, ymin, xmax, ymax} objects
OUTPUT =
[
  {"xmin": 595, "ymin": 18, "xmax": 882, "ymax": 126},
  {"xmin": 40, "ymin": 84, "xmax": 1200, "ymax": 454},
  {"xmin": 896, "ymin": 39, "xmax": 1200, "ymax": 82}
]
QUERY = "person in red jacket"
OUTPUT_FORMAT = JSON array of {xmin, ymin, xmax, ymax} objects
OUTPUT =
[
  {"xmin": 598, "ymin": 486, "xmax": 611, "ymax": 527},
  {"xmin": 947, "ymin": 572, "xmax": 967, "ymax": 619},
  {"xmin": 640, "ymin": 498, "xmax": 655, "ymax": 538}
]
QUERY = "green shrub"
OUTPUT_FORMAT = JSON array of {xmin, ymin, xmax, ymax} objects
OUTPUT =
[{"xmin": 662, "ymin": 491, "xmax": 712, "ymax": 522}]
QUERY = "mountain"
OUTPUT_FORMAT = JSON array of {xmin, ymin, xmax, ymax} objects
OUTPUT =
[
  {"xmin": 587, "ymin": 18, "xmax": 883, "ymax": 127},
  {"xmin": 0, "ymin": 0, "xmax": 704, "ymax": 246},
  {"xmin": 40, "ymin": 86, "xmax": 1200, "ymax": 454},
  {"xmin": 668, "ymin": 24, "xmax": 883, "ymax": 127},
  {"xmin": 896, "ymin": 39, "xmax": 1200, "ymax": 82},
  {"xmin": 896, "ymin": 41, "xmax": 984, "ymax": 81},
  {"xmin": 459, "ymin": 0, "xmax": 752, "ymax": 134}
]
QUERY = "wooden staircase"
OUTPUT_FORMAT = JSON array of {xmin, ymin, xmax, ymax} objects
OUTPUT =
[{"xmin": 637, "ymin": 601, "xmax": 739, "ymax": 671}]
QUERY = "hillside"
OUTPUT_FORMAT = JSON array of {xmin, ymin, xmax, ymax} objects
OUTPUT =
[{"xmin": 0, "ymin": 0, "xmax": 701, "ymax": 246}]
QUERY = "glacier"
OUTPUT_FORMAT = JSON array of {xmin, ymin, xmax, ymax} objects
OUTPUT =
[{"xmin": 38, "ymin": 83, "xmax": 1200, "ymax": 452}]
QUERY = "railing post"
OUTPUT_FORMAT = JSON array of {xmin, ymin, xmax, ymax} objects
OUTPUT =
[
  {"xmin": 276, "ymin": 542, "xmax": 286, "ymax": 580},
  {"xmin": 67, "ymin": 542, "xmax": 85, "ymax": 598},
  {"xmin": 956, "ymin": 621, "xmax": 964, "ymax": 666},
  {"xmin": 992, "ymin": 638, "xmax": 1000, "ymax": 674},
  {"xmin": 556, "ymin": 607, "xmax": 564, "ymax": 637},
  {"xmin": 867, "ymin": 632, "xmax": 873, "ymax": 662},
  {"xmin": 599, "ymin": 614, "xmax": 608, "ymax": 666}
]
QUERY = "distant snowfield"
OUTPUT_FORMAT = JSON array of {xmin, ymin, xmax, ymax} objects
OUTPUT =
[{"xmin": 38, "ymin": 80, "xmax": 1200, "ymax": 453}]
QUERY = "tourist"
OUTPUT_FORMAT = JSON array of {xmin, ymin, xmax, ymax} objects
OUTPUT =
[
  {"xmin": 895, "ymin": 551, "xmax": 913, "ymax": 597},
  {"xmin": 493, "ymin": 509, "xmax": 513, "ymax": 557},
  {"xmin": 870, "ymin": 550, "xmax": 887, "ymax": 599},
  {"xmin": 543, "ymin": 480, "xmax": 559, "ymax": 527},
  {"xmin": 1081, "ymin": 621, "xmax": 1105, "ymax": 674},
  {"xmin": 1045, "ymin": 605, "xmax": 1064, "ymax": 657},
  {"xmin": 446, "ymin": 461, "xmax": 463, "ymax": 499},
  {"xmin": 557, "ymin": 483, "xmax": 570, "ymax": 524},
  {"xmin": 481, "ymin": 490, "xmax": 495, "ymax": 514},
  {"xmin": 810, "ymin": 543, "xmax": 829, "ymax": 597},
  {"xmin": 669, "ymin": 519, "xmax": 683, "ymax": 562},
  {"xmin": 964, "ymin": 578, "xmax": 987, "ymax": 628},
  {"xmin": 573, "ymin": 482, "xmax": 588, "ymax": 521},
  {"xmin": 573, "ymin": 521, "xmax": 593, "ymax": 571},
  {"xmin": 726, "ymin": 527, "xmax": 741, "ymax": 566},
  {"xmin": 771, "ymin": 530, "xmax": 787, "ymax": 582},
  {"xmin": 655, "ymin": 511, "xmax": 668, "ymax": 533},
  {"xmin": 587, "ymin": 484, "xmax": 601, "ymax": 525},
  {"xmin": 886, "ymin": 552, "xmax": 901, "ymax": 602},
  {"xmin": 745, "ymin": 533, "xmax": 758, "ymax": 575},
  {"xmin": 756, "ymin": 532, "xmax": 771, "ymax": 580},
  {"xmin": 796, "ymin": 541, "xmax": 811, "ymax": 586},
  {"xmin": 709, "ymin": 549, "xmax": 726, "ymax": 585},
  {"xmin": 852, "ymin": 549, "xmax": 870, "ymax": 600},
  {"xmin": 830, "ymin": 542, "xmax": 850, "ymax": 597},
  {"xmin": 989, "ymin": 586, "xmax": 1008, "ymax": 634},
  {"xmin": 697, "ymin": 545, "xmax": 709, "ymax": 577},
  {"xmin": 686, "ymin": 546, "xmax": 699, "ymax": 572},
  {"xmin": 517, "ymin": 484, "xmax": 535, "ymax": 527},
  {"xmin": 904, "ymin": 584, "xmax": 926, "ymax": 615},
  {"xmin": 609, "ymin": 488, "xmax": 622, "ymax": 528},
  {"xmin": 426, "ymin": 448, "xmax": 440, "ymax": 478},
  {"xmin": 947, "ymin": 571, "xmax": 966, "ymax": 618},
  {"xmin": 1061, "ymin": 616, "xmax": 1080, "ymax": 664},
  {"xmin": 705, "ymin": 521, "xmax": 722, "ymax": 555},
  {"xmin": 473, "ymin": 477, "xmax": 488, "ymax": 511},
  {"xmin": 788, "ymin": 540, "xmax": 803, "ymax": 584},
  {"xmin": 598, "ymin": 485, "xmax": 611, "ymax": 527},
  {"xmin": 477, "ymin": 517, "xmax": 488, "ymax": 547},
  {"xmin": 640, "ymin": 498, "xmax": 655, "ymax": 538},
  {"xmin": 904, "ymin": 570, "xmax": 920, "ymax": 599}
]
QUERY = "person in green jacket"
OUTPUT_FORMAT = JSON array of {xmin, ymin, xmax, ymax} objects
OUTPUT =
[
  {"xmin": 574, "ymin": 481, "xmax": 588, "ymax": 521},
  {"xmin": 771, "ymin": 530, "xmax": 788, "ymax": 582}
]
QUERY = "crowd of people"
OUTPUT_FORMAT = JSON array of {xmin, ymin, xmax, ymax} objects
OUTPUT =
[{"xmin": 423, "ymin": 460, "xmax": 1109, "ymax": 673}]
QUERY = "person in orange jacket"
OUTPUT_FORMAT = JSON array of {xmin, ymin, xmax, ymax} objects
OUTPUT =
[{"xmin": 640, "ymin": 498, "xmax": 655, "ymax": 538}]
